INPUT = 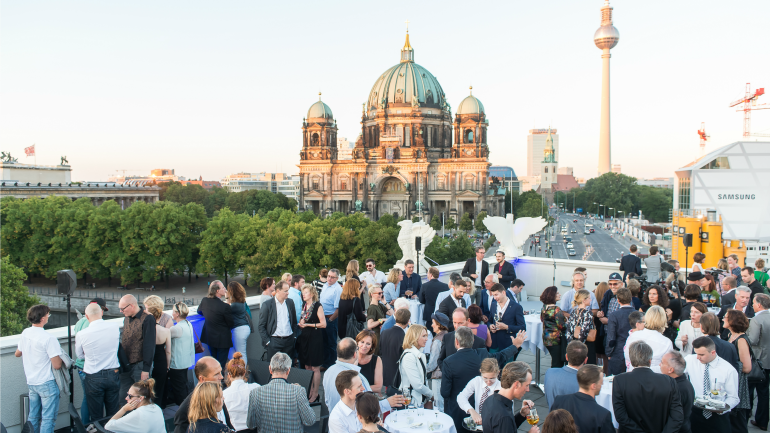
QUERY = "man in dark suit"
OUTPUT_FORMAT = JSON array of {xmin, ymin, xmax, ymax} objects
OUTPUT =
[
  {"xmin": 717, "ymin": 286, "xmax": 754, "ymax": 339},
  {"xmin": 174, "ymin": 357, "xmax": 234, "ymax": 433},
  {"xmin": 437, "ymin": 308, "xmax": 487, "ymax": 371},
  {"xmin": 660, "ymin": 351, "xmax": 694, "ymax": 433},
  {"xmin": 488, "ymin": 283, "xmax": 525, "ymax": 352},
  {"xmin": 613, "ymin": 341, "xmax": 683, "ymax": 433},
  {"xmin": 461, "ymin": 247, "xmax": 489, "ymax": 302},
  {"xmin": 257, "ymin": 281, "xmax": 298, "ymax": 360},
  {"xmin": 720, "ymin": 276, "xmax": 738, "ymax": 307},
  {"xmin": 438, "ymin": 280, "xmax": 469, "ymax": 331},
  {"xmin": 480, "ymin": 275, "xmax": 495, "ymax": 318},
  {"xmin": 419, "ymin": 266, "xmax": 449, "ymax": 323},
  {"xmin": 441, "ymin": 327, "xmax": 526, "ymax": 432},
  {"xmin": 700, "ymin": 312, "xmax": 741, "ymax": 372},
  {"xmin": 551, "ymin": 365, "xmax": 615, "ymax": 433},
  {"xmin": 380, "ymin": 308, "xmax": 410, "ymax": 391},
  {"xmin": 619, "ymin": 244, "xmax": 642, "ymax": 281},
  {"xmin": 492, "ymin": 251, "xmax": 516, "ymax": 288},
  {"xmin": 605, "ymin": 287, "xmax": 635, "ymax": 375}
]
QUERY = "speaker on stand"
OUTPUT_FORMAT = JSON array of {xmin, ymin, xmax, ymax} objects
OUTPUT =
[
  {"xmin": 57, "ymin": 269, "xmax": 76, "ymax": 432},
  {"xmin": 415, "ymin": 236, "xmax": 422, "ymax": 275},
  {"xmin": 683, "ymin": 234, "xmax": 693, "ymax": 281}
]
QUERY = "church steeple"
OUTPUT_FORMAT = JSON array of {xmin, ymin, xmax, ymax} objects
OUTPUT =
[
  {"xmin": 543, "ymin": 127, "xmax": 556, "ymax": 163},
  {"xmin": 401, "ymin": 21, "xmax": 414, "ymax": 63}
]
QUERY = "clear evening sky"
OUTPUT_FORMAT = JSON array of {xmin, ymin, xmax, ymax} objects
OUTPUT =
[{"xmin": 2, "ymin": 1, "xmax": 769, "ymax": 182}]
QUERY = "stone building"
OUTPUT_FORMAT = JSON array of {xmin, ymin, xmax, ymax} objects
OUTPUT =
[{"xmin": 298, "ymin": 32, "xmax": 504, "ymax": 221}]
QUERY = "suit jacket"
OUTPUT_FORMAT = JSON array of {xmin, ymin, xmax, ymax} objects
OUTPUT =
[
  {"xmin": 438, "ymin": 295, "xmax": 466, "ymax": 331},
  {"xmin": 619, "ymin": 254, "xmax": 642, "ymax": 280},
  {"xmin": 437, "ymin": 329, "xmax": 486, "ymax": 371},
  {"xmin": 489, "ymin": 299, "xmax": 525, "ymax": 351},
  {"xmin": 543, "ymin": 366, "xmax": 579, "ymax": 409},
  {"xmin": 674, "ymin": 375, "xmax": 695, "ymax": 433},
  {"xmin": 551, "ymin": 392, "xmax": 615, "ymax": 433},
  {"xmin": 175, "ymin": 390, "xmax": 234, "ymax": 433},
  {"xmin": 440, "ymin": 345, "xmax": 521, "ymax": 431},
  {"xmin": 606, "ymin": 306, "xmax": 635, "ymax": 357},
  {"xmin": 709, "ymin": 335, "xmax": 741, "ymax": 373},
  {"xmin": 481, "ymin": 290, "xmax": 494, "ymax": 318},
  {"xmin": 257, "ymin": 297, "xmax": 298, "ymax": 348},
  {"xmin": 419, "ymin": 279, "xmax": 449, "ymax": 320},
  {"xmin": 247, "ymin": 377, "xmax": 316, "ymax": 433},
  {"xmin": 612, "ymin": 367, "xmax": 683, "ymax": 433},
  {"xmin": 721, "ymin": 290, "xmax": 736, "ymax": 307},
  {"xmin": 380, "ymin": 325, "xmax": 406, "ymax": 389},
  {"xmin": 461, "ymin": 258, "xmax": 489, "ymax": 286},
  {"xmin": 492, "ymin": 260, "xmax": 516, "ymax": 288},
  {"xmin": 197, "ymin": 296, "xmax": 235, "ymax": 349},
  {"xmin": 718, "ymin": 303, "xmax": 754, "ymax": 340},
  {"xmin": 748, "ymin": 311, "xmax": 770, "ymax": 366}
]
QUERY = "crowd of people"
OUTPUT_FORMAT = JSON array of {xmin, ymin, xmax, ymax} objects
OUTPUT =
[{"xmin": 14, "ymin": 247, "xmax": 770, "ymax": 433}]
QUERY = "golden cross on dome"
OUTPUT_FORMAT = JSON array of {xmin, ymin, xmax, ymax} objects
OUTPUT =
[{"xmin": 405, "ymin": 19, "xmax": 410, "ymax": 32}]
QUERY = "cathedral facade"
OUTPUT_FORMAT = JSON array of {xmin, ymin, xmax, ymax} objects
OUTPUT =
[{"xmin": 298, "ymin": 32, "xmax": 504, "ymax": 222}]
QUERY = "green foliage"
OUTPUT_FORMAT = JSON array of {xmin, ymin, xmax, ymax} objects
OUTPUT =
[
  {"xmin": 484, "ymin": 235, "xmax": 497, "ymax": 250},
  {"xmin": 444, "ymin": 215, "xmax": 456, "ymax": 230},
  {"xmin": 519, "ymin": 197, "xmax": 544, "ymax": 218},
  {"xmin": 85, "ymin": 200, "xmax": 124, "ymax": 280},
  {"xmin": 425, "ymin": 235, "xmax": 474, "ymax": 265},
  {"xmin": 49, "ymin": 198, "xmax": 95, "ymax": 279},
  {"xmin": 161, "ymin": 182, "xmax": 295, "ymax": 218},
  {"xmin": 412, "ymin": 216, "xmax": 420, "ymax": 223},
  {"xmin": 197, "ymin": 208, "xmax": 249, "ymax": 284},
  {"xmin": 1, "ymin": 256, "xmax": 39, "ymax": 336},
  {"xmin": 475, "ymin": 211, "xmax": 488, "ymax": 232},
  {"xmin": 429, "ymin": 214, "xmax": 441, "ymax": 231},
  {"xmin": 459, "ymin": 213, "xmax": 473, "ymax": 231}
]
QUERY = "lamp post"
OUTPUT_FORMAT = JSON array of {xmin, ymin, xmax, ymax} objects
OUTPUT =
[
  {"xmin": 573, "ymin": 191, "xmax": 576, "ymax": 214},
  {"xmin": 592, "ymin": 201, "xmax": 598, "ymax": 218}
]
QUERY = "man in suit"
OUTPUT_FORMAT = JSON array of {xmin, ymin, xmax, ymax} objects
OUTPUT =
[
  {"xmin": 480, "ymin": 274, "xmax": 497, "ymax": 319},
  {"xmin": 660, "ymin": 351, "xmax": 694, "ymax": 433},
  {"xmin": 419, "ymin": 266, "xmax": 449, "ymax": 322},
  {"xmin": 440, "ymin": 327, "xmax": 526, "ymax": 432},
  {"xmin": 720, "ymin": 276, "xmax": 738, "ymax": 307},
  {"xmin": 380, "ymin": 308, "xmax": 411, "ymax": 391},
  {"xmin": 749, "ymin": 294, "xmax": 770, "ymax": 430},
  {"xmin": 551, "ymin": 365, "xmax": 615, "ymax": 433},
  {"xmin": 437, "ymin": 309, "xmax": 487, "ymax": 371},
  {"xmin": 438, "ymin": 280, "xmax": 469, "ymax": 331},
  {"xmin": 700, "ymin": 312, "xmax": 741, "ymax": 372},
  {"xmin": 492, "ymin": 251, "xmax": 516, "ymax": 288},
  {"xmin": 488, "ymin": 283, "xmax": 526, "ymax": 352},
  {"xmin": 257, "ymin": 281, "xmax": 299, "ymax": 360},
  {"xmin": 619, "ymin": 244, "xmax": 642, "ymax": 282},
  {"xmin": 718, "ymin": 286, "xmax": 754, "ymax": 339},
  {"xmin": 508, "ymin": 279, "xmax": 525, "ymax": 305},
  {"xmin": 613, "ymin": 341, "xmax": 684, "ymax": 433},
  {"xmin": 544, "ymin": 341, "xmax": 587, "ymax": 408},
  {"xmin": 606, "ymin": 287, "xmax": 635, "ymax": 375},
  {"xmin": 462, "ymin": 246, "xmax": 489, "ymax": 304},
  {"xmin": 174, "ymin": 357, "xmax": 234, "ymax": 433}
]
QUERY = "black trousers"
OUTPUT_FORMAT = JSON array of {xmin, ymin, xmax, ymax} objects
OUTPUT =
[
  {"xmin": 729, "ymin": 408, "xmax": 749, "ymax": 433},
  {"xmin": 166, "ymin": 368, "xmax": 191, "ymax": 407},
  {"xmin": 266, "ymin": 335, "xmax": 296, "ymax": 361},
  {"xmin": 208, "ymin": 346, "xmax": 230, "ymax": 371},
  {"xmin": 750, "ymin": 368, "xmax": 770, "ymax": 428},
  {"xmin": 690, "ymin": 409, "xmax": 731, "ymax": 433},
  {"xmin": 546, "ymin": 344, "xmax": 563, "ymax": 368}
]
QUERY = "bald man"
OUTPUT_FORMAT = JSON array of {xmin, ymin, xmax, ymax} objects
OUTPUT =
[
  {"xmin": 174, "ymin": 356, "xmax": 234, "ymax": 433},
  {"xmin": 76, "ymin": 303, "xmax": 121, "ymax": 419},
  {"xmin": 118, "ymin": 294, "xmax": 156, "ymax": 400}
]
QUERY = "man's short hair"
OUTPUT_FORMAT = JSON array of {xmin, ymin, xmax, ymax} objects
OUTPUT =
[
  {"xmin": 270, "ymin": 352, "xmax": 292, "ymax": 374},
  {"xmin": 475, "ymin": 246, "xmax": 485, "ymax": 253},
  {"xmin": 428, "ymin": 267, "xmax": 439, "ymax": 279},
  {"xmin": 722, "ymin": 276, "xmax": 737, "ymax": 290},
  {"xmin": 27, "ymin": 305, "xmax": 50, "ymax": 325},
  {"xmin": 500, "ymin": 361, "xmax": 532, "ymax": 389},
  {"xmin": 743, "ymin": 266, "xmax": 755, "ymax": 274},
  {"xmin": 454, "ymin": 279, "xmax": 467, "ymax": 290},
  {"xmin": 489, "ymin": 283, "xmax": 506, "ymax": 293},
  {"xmin": 683, "ymin": 284, "xmax": 702, "ymax": 301},
  {"xmin": 693, "ymin": 336, "xmax": 716, "ymax": 351},
  {"xmin": 755, "ymin": 294, "xmax": 770, "ymax": 310},
  {"xmin": 630, "ymin": 244, "xmax": 638, "ymax": 253},
  {"xmin": 665, "ymin": 351, "xmax": 687, "ymax": 376},
  {"xmin": 628, "ymin": 311, "xmax": 644, "ymax": 328},
  {"xmin": 628, "ymin": 341, "xmax": 653, "ymax": 367},
  {"xmin": 496, "ymin": 250, "xmax": 505, "ymax": 257},
  {"xmin": 337, "ymin": 337, "xmax": 357, "ymax": 360},
  {"xmin": 365, "ymin": 258, "xmax": 375, "ymax": 265},
  {"xmin": 668, "ymin": 259, "xmax": 679, "ymax": 266},
  {"xmin": 737, "ymin": 286, "xmax": 752, "ymax": 296},
  {"xmin": 291, "ymin": 274, "xmax": 305, "ymax": 286},
  {"xmin": 334, "ymin": 370, "xmax": 359, "ymax": 395},
  {"xmin": 700, "ymin": 313, "xmax": 721, "ymax": 336},
  {"xmin": 576, "ymin": 364, "xmax": 603, "ymax": 389},
  {"xmin": 453, "ymin": 307, "xmax": 469, "ymax": 320},
  {"xmin": 328, "ymin": 268, "xmax": 340, "ymax": 278},
  {"xmin": 455, "ymin": 326, "xmax": 474, "ymax": 348},
  {"xmin": 512, "ymin": 279, "xmax": 525, "ymax": 287},
  {"xmin": 615, "ymin": 287, "xmax": 632, "ymax": 305},
  {"xmin": 395, "ymin": 308, "xmax": 411, "ymax": 325},
  {"xmin": 566, "ymin": 340, "xmax": 588, "ymax": 366},
  {"xmin": 649, "ymin": 245, "xmax": 659, "ymax": 255},
  {"xmin": 449, "ymin": 272, "xmax": 462, "ymax": 284},
  {"xmin": 275, "ymin": 281, "xmax": 288, "ymax": 292},
  {"xmin": 574, "ymin": 267, "xmax": 587, "ymax": 274},
  {"xmin": 393, "ymin": 298, "xmax": 410, "ymax": 311},
  {"xmin": 404, "ymin": 259, "xmax": 415, "ymax": 266}
]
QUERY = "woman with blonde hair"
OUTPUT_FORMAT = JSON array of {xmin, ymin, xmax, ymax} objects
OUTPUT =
[
  {"xmin": 366, "ymin": 284, "xmax": 392, "ymax": 352},
  {"xmin": 281, "ymin": 273, "xmax": 292, "ymax": 286},
  {"xmin": 222, "ymin": 353, "xmax": 259, "ymax": 432},
  {"xmin": 297, "ymin": 284, "xmax": 326, "ymax": 402},
  {"xmin": 105, "ymin": 379, "xmax": 165, "ymax": 433},
  {"xmin": 144, "ymin": 295, "xmax": 173, "ymax": 328},
  {"xmin": 169, "ymin": 302, "xmax": 195, "ymax": 405},
  {"xmin": 187, "ymin": 382, "xmax": 230, "ymax": 433},
  {"xmin": 145, "ymin": 301, "xmax": 171, "ymax": 408},
  {"xmin": 383, "ymin": 268, "xmax": 402, "ymax": 304},
  {"xmin": 623, "ymin": 305, "xmax": 673, "ymax": 372},
  {"xmin": 565, "ymin": 289, "xmax": 596, "ymax": 363},
  {"xmin": 337, "ymin": 279, "xmax": 367, "ymax": 339},
  {"xmin": 226, "ymin": 281, "xmax": 252, "ymax": 365},
  {"xmin": 399, "ymin": 324, "xmax": 433, "ymax": 407}
]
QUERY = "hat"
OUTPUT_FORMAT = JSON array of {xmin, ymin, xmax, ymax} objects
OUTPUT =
[
  {"xmin": 90, "ymin": 298, "xmax": 108, "ymax": 312},
  {"xmin": 608, "ymin": 272, "xmax": 622, "ymax": 281},
  {"xmin": 687, "ymin": 272, "xmax": 705, "ymax": 282},
  {"xmin": 431, "ymin": 312, "xmax": 451, "ymax": 330}
]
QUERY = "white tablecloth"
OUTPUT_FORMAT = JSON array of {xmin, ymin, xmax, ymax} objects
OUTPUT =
[
  {"xmin": 409, "ymin": 299, "xmax": 425, "ymax": 326},
  {"xmin": 385, "ymin": 408, "xmax": 456, "ymax": 433},
  {"xmin": 596, "ymin": 379, "xmax": 619, "ymax": 428},
  {"xmin": 521, "ymin": 314, "xmax": 546, "ymax": 356}
]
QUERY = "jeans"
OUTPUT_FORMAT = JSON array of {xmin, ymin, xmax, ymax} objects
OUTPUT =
[
  {"xmin": 323, "ymin": 318, "xmax": 338, "ymax": 368},
  {"xmin": 232, "ymin": 325, "xmax": 250, "ymax": 365},
  {"xmin": 28, "ymin": 379, "xmax": 60, "ymax": 433},
  {"xmin": 77, "ymin": 370, "xmax": 90, "ymax": 424},
  {"xmin": 119, "ymin": 362, "xmax": 144, "ymax": 401},
  {"xmin": 85, "ymin": 369, "xmax": 121, "ymax": 420}
]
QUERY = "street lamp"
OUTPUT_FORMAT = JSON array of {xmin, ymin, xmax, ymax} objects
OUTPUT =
[{"xmin": 592, "ymin": 202, "xmax": 598, "ymax": 217}]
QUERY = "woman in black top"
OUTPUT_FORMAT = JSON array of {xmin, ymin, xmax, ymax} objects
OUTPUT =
[
  {"xmin": 197, "ymin": 281, "xmax": 235, "ymax": 370},
  {"xmin": 186, "ymin": 382, "xmax": 231, "ymax": 433},
  {"xmin": 338, "ymin": 279, "xmax": 367, "ymax": 340},
  {"xmin": 355, "ymin": 330, "xmax": 383, "ymax": 394},
  {"xmin": 297, "ymin": 284, "xmax": 326, "ymax": 403}
]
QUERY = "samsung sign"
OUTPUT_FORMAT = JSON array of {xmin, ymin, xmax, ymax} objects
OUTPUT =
[{"xmin": 717, "ymin": 194, "xmax": 756, "ymax": 200}]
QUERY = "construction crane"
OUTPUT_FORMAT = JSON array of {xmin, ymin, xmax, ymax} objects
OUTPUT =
[
  {"xmin": 729, "ymin": 83, "xmax": 770, "ymax": 137},
  {"xmin": 697, "ymin": 122, "xmax": 709, "ymax": 157}
]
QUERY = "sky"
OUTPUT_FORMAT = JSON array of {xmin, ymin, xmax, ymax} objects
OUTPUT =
[{"xmin": 2, "ymin": 1, "xmax": 769, "ymax": 183}]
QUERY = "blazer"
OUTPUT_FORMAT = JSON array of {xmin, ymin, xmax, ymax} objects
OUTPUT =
[
  {"xmin": 419, "ymin": 279, "xmax": 449, "ymax": 320},
  {"xmin": 619, "ymin": 254, "xmax": 642, "ymax": 280},
  {"xmin": 174, "ymin": 390, "xmax": 234, "ymax": 433},
  {"xmin": 246, "ymin": 378, "xmax": 315, "ymax": 433},
  {"xmin": 718, "ymin": 303, "xmax": 754, "ymax": 340},
  {"xmin": 708, "ymin": 334, "xmax": 741, "ymax": 373},
  {"xmin": 612, "ymin": 367, "xmax": 684, "ymax": 433},
  {"xmin": 551, "ymin": 392, "xmax": 615, "ymax": 433},
  {"xmin": 721, "ymin": 289, "xmax": 736, "ymax": 307},
  {"xmin": 197, "ymin": 296, "xmax": 235, "ymax": 349},
  {"xmin": 674, "ymin": 374, "xmax": 695, "ymax": 433},
  {"xmin": 605, "ymin": 306, "xmax": 634, "ymax": 357},
  {"xmin": 543, "ymin": 366, "xmax": 578, "ymax": 409},
  {"xmin": 437, "ymin": 329, "xmax": 486, "ymax": 371},
  {"xmin": 480, "ymin": 289, "xmax": 514, "ymax": 318},
  {"xmin": 461, "ymin": 258, "xmax": 489, "ymax": 286},
  {"xmin": 437, "ymin": 295, "xmax": 466, "ymax": 331},
  {"xmin": 380, "ymin": 325, "xmax": 406, "ymax": 389},
  {"xmin": 257, "ymin": 297, "xmax": 298, "ymax": 348},
  {"xmin": 488, "ymin": 299, "xmax": 525, "ymax": 351},
  {"xmin": 748, "ymin": 311, "xmax": 770, "ymax": 366},
  {"xmin": 398, "ymin": 347, "xmax": 432, "ymax": 405},
  {"xmin": 492, "ymin": 260, "xmax": 516, "ymax": 288}
]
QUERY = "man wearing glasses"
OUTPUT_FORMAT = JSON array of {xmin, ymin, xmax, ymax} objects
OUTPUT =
[
  {"xmin": 118, "ymin": 295, "xmax": 156, "ymax": 400},
  {"xmin": 361, "ymin": 258, "xmax": 386, "ymax": 289},
  {"xmin": 597, "ymin": 273, "xmax": 625, "ymax": 327}
]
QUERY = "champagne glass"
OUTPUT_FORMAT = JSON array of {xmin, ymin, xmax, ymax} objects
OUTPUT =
[
  {"xmin": 527, "ymin": 408, "xmax": 539, "ymax": 425},
  {"xmin": 401, "ymin": 387, "xmax": 412, "ymax": 409}
]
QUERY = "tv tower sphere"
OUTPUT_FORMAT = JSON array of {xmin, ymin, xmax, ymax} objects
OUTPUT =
[{"xmin": 594, "ymin": 24, "xmax": 620, "ymax": 50}]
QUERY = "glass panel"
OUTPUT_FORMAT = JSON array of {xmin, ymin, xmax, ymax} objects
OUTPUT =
[{"xmin": 701, "ymin": 156, "xmax": 731, "ymax": 170}]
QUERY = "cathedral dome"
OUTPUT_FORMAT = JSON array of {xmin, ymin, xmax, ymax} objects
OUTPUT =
[
  {"xmin": 456, "ymin": 88, "xmax": 484, "ymax": 115},
  {"xmin": 307, "ymin": 93, "xmax": 333, "ymax": 120}
]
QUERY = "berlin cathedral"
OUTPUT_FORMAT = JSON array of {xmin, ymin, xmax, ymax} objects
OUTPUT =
[{"xmin": 298, "ymin": 31, "xmax": 505, "ymax": 222}]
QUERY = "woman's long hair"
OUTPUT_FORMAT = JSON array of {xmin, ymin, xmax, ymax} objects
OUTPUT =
[{"xmin": 188, "ymin": 382, "xmax": 223, "ymax": 432}]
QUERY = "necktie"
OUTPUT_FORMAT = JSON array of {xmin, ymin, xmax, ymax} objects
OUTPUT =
[
  {"xmin": 703, "ymin": 364, "xmax": 711, "ymax": 419},
  {"xmin": 478, "ymin": 386, "xmax": 489, "ymax": 414}
]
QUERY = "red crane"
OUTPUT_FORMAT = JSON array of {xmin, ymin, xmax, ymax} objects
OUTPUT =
[
  {"xmin": 697, "ymin": 122, "xmax": 709, "ymax": 156},
  {"xmin": 729, "ymin": 83, "xmax": 770, "ymax": 137}
]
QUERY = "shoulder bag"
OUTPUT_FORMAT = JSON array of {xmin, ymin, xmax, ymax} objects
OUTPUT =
[
  {"xmin": 743, "ymin": 334, "xmax": 766, "ymax": 384},
  {"xmin": 346, "ymin": 297, "xmax": 367, "ymax": 338},
  {"xmin": 245, "ymin": 309, "xmax": 255, "ymax": 334},
  {"xmin": 191, "ymin": 322, "xmax": 205, "ymax": 354},
  {"xmin": 574, "ymin": 309, "xmax": 597, "ymax": 342}
]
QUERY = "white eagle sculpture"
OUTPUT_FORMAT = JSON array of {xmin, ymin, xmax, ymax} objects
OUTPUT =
[
  {"xmin": 395, "ymin": 220, "xmax": 436, "ymax": 272},
  {"xmin": 484, "ymin": 214, "xmax": 548, "ymax": 258}
]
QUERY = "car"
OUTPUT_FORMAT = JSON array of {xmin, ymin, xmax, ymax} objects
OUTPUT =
[
  {"xmin": 566, "ymin": 242, "xmax": 574, "ymax": 249},
  {"xmin": 590, "ymin": 228, "xmax": 595, "ymax": 233},
  {"xmin": 571, "ymin": 229, "xmax": 577, "ymax": 233},
  {"xmin": 573, "ymin": 219, "xmax": 577, "ymax": 223},
  {"xmin": 584, "ymin": 229, "xmax": 590, "ymax": 234},
  {"xmin": 568, "ymin": 249, "xmax": 577, "ymax": 256}
]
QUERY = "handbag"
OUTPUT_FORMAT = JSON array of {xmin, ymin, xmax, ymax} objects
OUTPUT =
[
  {"xmin": 245, "ymin": 310, "xmax": 255, "ymax": 334},
  {"xmin": 191, "ymin": 322, "xmax": 205, "ymax": 354},
  {"xmin": 744, "ymin": 335, "xmax": 766, "ymax": 384},
  {"xmin": 574, "ymin": 310, "xmax": 597, "ymax": 342},
  {"xmin": 345, "ymin": 298, "xmax": 367, "ymax": 338}
]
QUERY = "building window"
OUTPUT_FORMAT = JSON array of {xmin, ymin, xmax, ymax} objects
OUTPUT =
[
  {"xmin": 437, "ymin": 176, "xmax": 446, "ymax": 190},
  {"xmin": 678, "ymin": 177, "xmax": 691, "ymax": 210},
  {"xmin": 544, "ymin": 167, "xmax": 548, "ymax": 173},
  {"xmin": 340, "ymin": 179, "xmax": 348, "ymax": 190},
  {"xmin": 312, "ymin": 178, "xmax": 320, "ymax": 190},
  {"xmin": 701, "ymin": 156, "xmax": 730, "ymax": 170}
]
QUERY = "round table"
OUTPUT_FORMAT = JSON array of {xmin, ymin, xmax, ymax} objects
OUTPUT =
[
  {"xmin": 408, "ymin": 299, "xmax": 425, "ymax": 325},
  {"xmin": 385, "ymin": 408, "xmax": 456, "ymax": 433},
  {"xmin": 521, "ymin": 314, "xmax": 546, "ymax": 356},
  {"xmin": 596, "ymin": 378, "xmax": 619, "ymax": 428}
]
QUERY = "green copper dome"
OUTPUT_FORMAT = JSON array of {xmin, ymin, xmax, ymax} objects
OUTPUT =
[{"xmin": 307, "ymin": 93, "xmax": 333, "ymax": 120}]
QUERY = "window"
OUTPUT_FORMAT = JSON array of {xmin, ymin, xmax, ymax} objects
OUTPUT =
[
  {"xmin": 544, "ymin": 167, "xmax": 549, "ymax": 173},
  {"xmin": 701, "ymin": 156, "xmax": 730, "ymax": 170},
  {"xmin": 312, "ymin": 178, "xmax": 320, "ymax": 190},
  {"xmin": 340, "ymin": 179, "xmax": 348, "ymax": 190},
  {"xmin": 678, "ymin": 177, "xmax": 691, "ymax": 210}
]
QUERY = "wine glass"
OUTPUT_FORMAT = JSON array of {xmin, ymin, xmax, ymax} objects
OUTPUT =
[
  {"xmin": 527, "ymin": 408, "xmax": 539, "ymax": 426},
  {"xmin": 401, "ymin": 387, "xmax": 412, "ymax": 409}
]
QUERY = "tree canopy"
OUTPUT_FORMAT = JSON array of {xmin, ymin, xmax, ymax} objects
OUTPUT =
[
  {"xmin": 1, "ymin": 256, "xmax": 39, "ymax": 336},
  {"xmin": 159, "ymin": 182, "xmax": 296, "ymax": 217}
]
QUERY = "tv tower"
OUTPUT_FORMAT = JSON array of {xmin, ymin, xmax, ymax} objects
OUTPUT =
[{"xmin": 594, "ymin": 0, "xmax": 620, "ymax": 175}]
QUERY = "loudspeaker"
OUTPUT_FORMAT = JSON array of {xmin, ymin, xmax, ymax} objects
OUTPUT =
[
  {"xmin": 415, "ymin": 236, "xmax": 422, "ymax": 252},
  {"xmin": 57, "ymin": 270, "xmax": 77, "ymax": 295},
  {"xmin": 683, "ymin": 234, "xmax": 693, "ymax": 248}
]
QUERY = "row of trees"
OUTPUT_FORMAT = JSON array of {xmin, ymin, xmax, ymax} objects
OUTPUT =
[{"xmin": 159, "ymin": 182, "xmax": 297, "ymax": 217}]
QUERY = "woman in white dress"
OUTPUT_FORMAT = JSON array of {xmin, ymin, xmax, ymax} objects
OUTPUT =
[{"xmin": 675, "ymin": 302, "xmax": 707, "ymax": 354}]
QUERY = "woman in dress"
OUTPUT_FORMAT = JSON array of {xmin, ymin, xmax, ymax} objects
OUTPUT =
[
  {"xmin": 355, "ymin": 392, "xmax": 386, "ymax": 433},
  {"xmin": 297, "ymin": 284, "xmax": 326, "ymax": 403},
  {"xmin": 146, "ymin": 302, "xmax": 171, "ymax": 408},
  {"xmin": 227, "ymin": 281, "xmax": 252, "ymax": 366},
  {"xmin": 355, "ymin": 330, "xmax": 383, "ymax": 394},
  {"xmin": 623, "ymin": 306, "xmax": 673, "ymax": 372},
  {"xmin": 222, "ymin": 353, "xmax": 259, "ymax": 433},
  {"xmin": 186, "ymin": 382, "xmax": 231, "ymax": 433},
  {"xmin": 312, "ymin": 269, "xmax": 327, "ymax": 295},
  {"xmin": 676, "ymin": 302, "xmax": 707, "ymax": 354},
  {"xmin": 725, "ymin": 309, "xmax": 752, "ymax": 432},
  {"xmin": 258, "ymin": 277, "xmax": 275, "ymax": 305},
  {"xmin": 144, "ymin": 295, "xmax": 173, "ymax": 329},
  {"xmin": 383, "ymin": 268, "xmax": 402, "ymax": 305},
  {"xmin": 467, "ymin": 304, "xmax": 492, "ymax": 348},
  {"xmin": 338, "ymin": 279, "xmax": 367, "ymax": 340},
  {"xmin": 540, "ymin": 286, "xmax": 566, "ymax": 368},
  {"xmin": 593, "ymin": 282, "xmax": 610, "ymax": 372},
  {"xmin": 198, "ymin": 281, "xmax": 234, "ymax": 370},
  {"xmin": 692, "ymin": 252, "xmax": 706, "ymax": 274},
  {"xmin": 565, "ymin": 289, "xmax": 596, "ymax": 364},
  {"xmin": 105, "ymin": 379, "xmax": 165, "ymax": 433},
  {"xmin": 426, "ymin": 313, "xmax": 449, "ymax": 411},
  {"xmin": 399, "ymin": 325, "xmax": 433, "ymax": 407},
  {"xmin": 169, "ymin": 302, "xmax": 195, "ymax": 406},
  {"xmin": 365, "ymin": 284, "xmax": 392, "ymax": 355}
]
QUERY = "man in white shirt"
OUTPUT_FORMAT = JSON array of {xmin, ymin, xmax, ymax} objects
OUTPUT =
[
  {"xmin": 320, "ymin": 269, "xmax": 343, "ymax": 368},
  {"xmin": 684, "ymin": 336, "xmax": 740, "ymax": 432},
  {"xmin": 437, "ymin": 280, "xmax": 469, "ymax": 330},
  {"xmin": 15, "ymin": 305, "xmax": 63, "ymax": 433},
  {"xmin": 561, "ymin": 270, "xmax": 599, "ymax": 318},
  {"xmin": 329, "ymin": 370, "xmax": 365, "ymax": 433},
  {"xmin": 76, "ymin": 303, "xmax": 121, "ymax": 419},
  {"xmin": 458, "ymin": 358, "xmax": 502, "ymax": 425},
  {"xmin": 257, "ymin": 281, "xmax": 299, "ymax": 361},
  {"xmin": 361, "ymin": 258, "xmax": 386, "ymax": 288}
]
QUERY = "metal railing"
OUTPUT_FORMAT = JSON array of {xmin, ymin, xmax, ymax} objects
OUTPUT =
[{"xmin": 26, "ymin": 287, "xmax": 198, "ymax": 306}]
